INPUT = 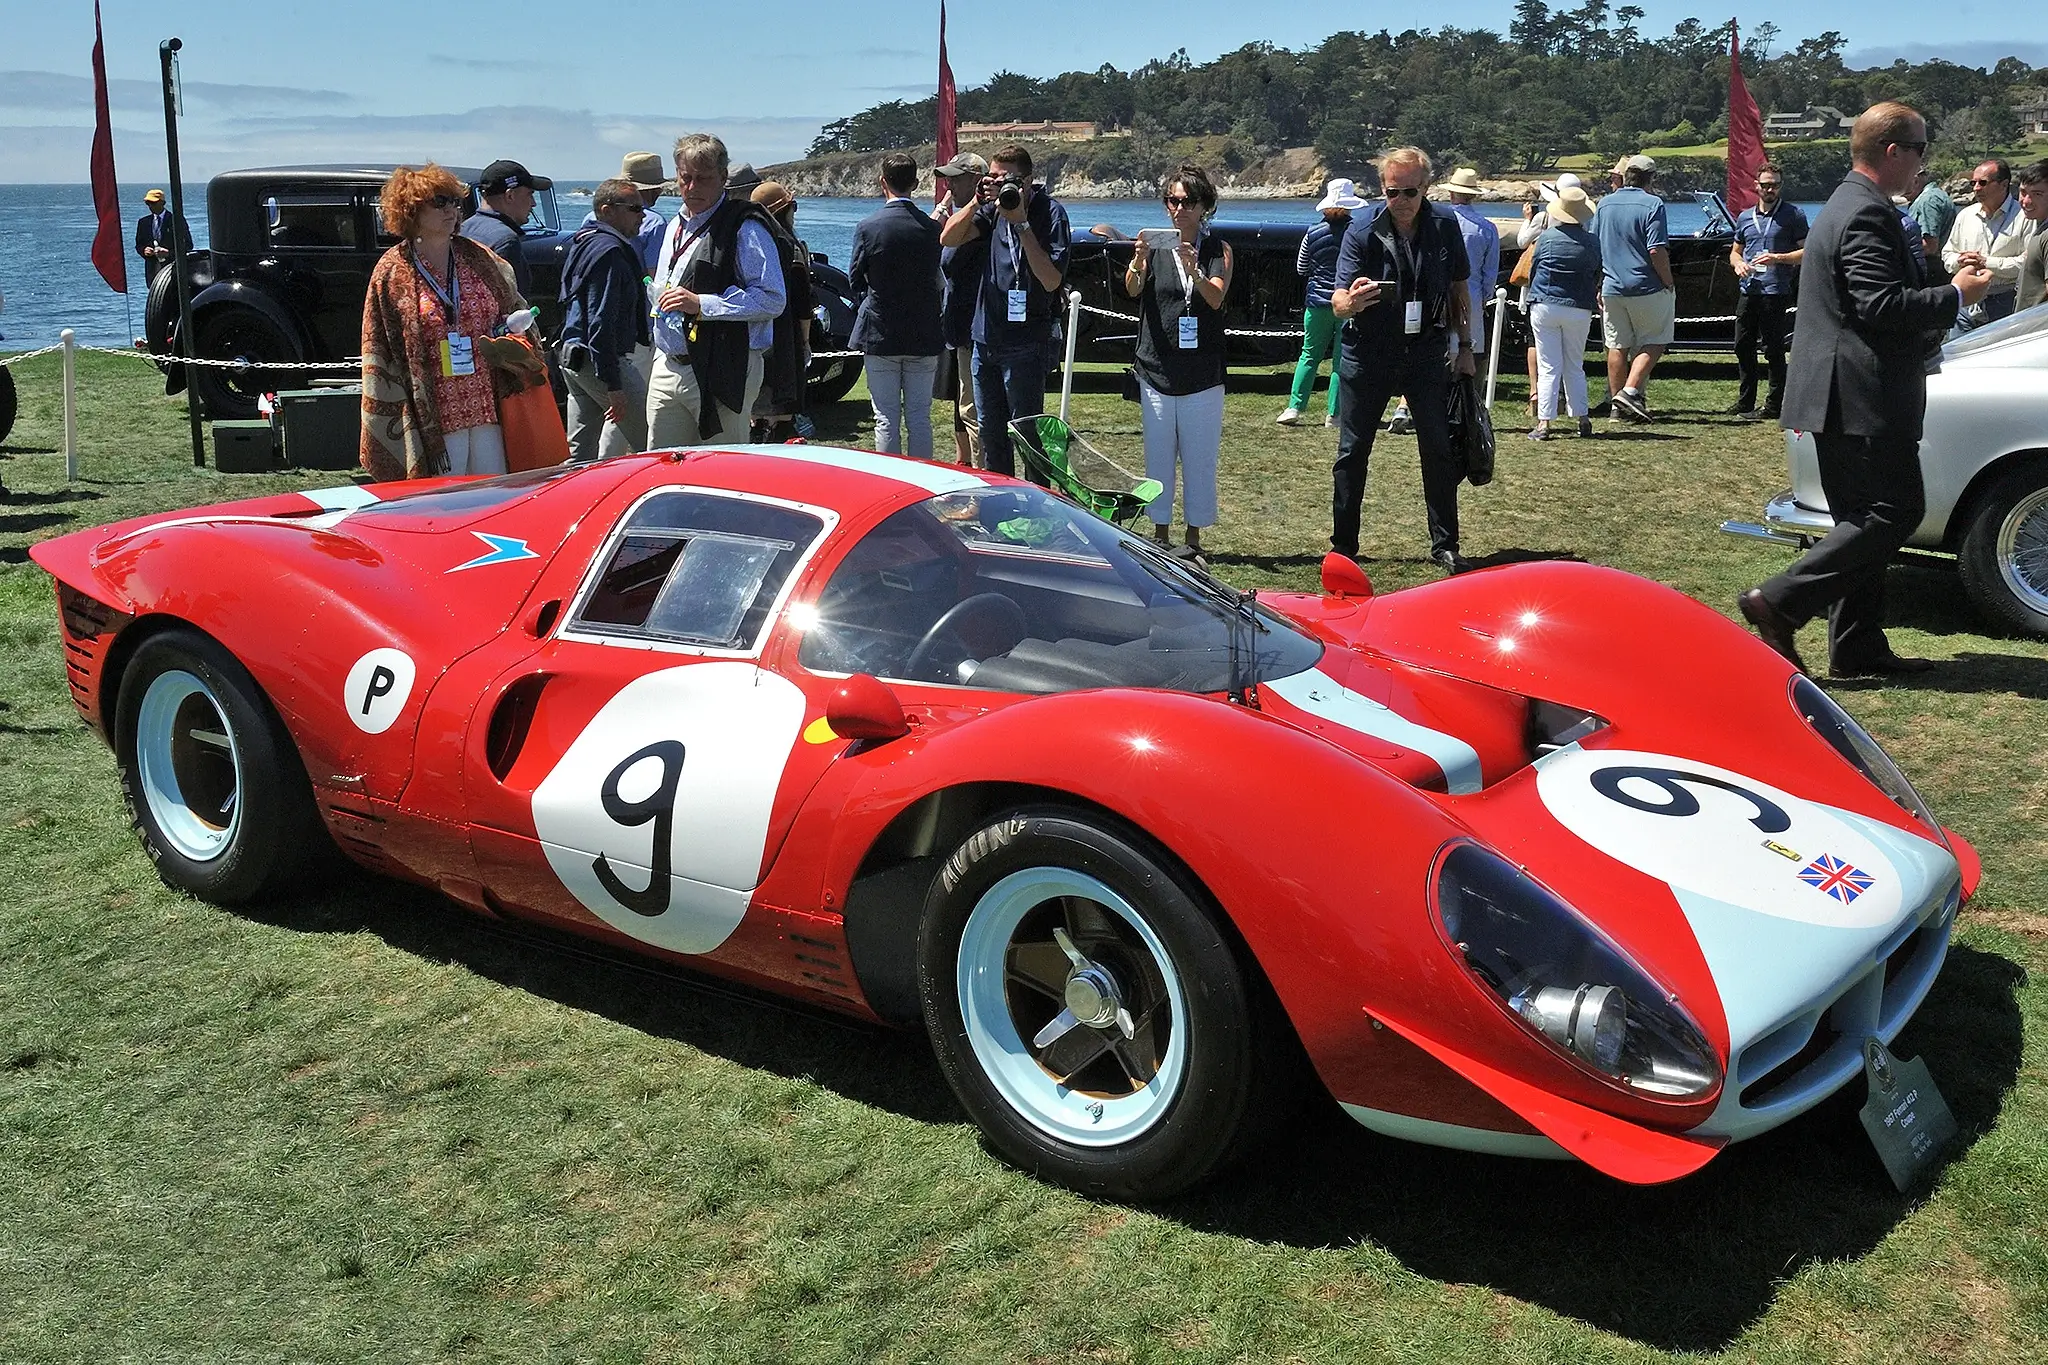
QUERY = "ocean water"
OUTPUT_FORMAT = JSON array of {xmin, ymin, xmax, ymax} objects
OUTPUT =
[{"xmin": 1, "ymin": 183, "xmax": 1745, "ymax": 351}]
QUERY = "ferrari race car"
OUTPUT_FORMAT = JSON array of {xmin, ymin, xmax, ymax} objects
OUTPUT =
[{"xmin": 30, "ymin": 446, "xmax": 1976, "ymax": 1199}]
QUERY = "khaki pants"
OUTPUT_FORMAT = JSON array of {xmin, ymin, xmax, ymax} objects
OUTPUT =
[
  {"xmin": 563, "ymin": 351, "xmax": 649, "ymax": 461},
  {"xmin": 646, "ymin": 349, "xmax": 764, "ymax": 448},
  {"xmin": 951, "ymin": 343, "xmax": 980, "ymax": 465}
]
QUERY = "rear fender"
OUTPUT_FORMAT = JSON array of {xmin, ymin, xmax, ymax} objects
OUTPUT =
[{"xmin": 189, "ymin": 279, "xmax": 314, "ymax": 359}]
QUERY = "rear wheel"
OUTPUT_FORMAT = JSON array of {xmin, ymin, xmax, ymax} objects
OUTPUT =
[
  {"xmin": 918, "ymin": 807, "xmax": 1278, "ymax": 1200},
  {"xmin": 189, "ymin": 307, "xmax": 306, "ymax": 421},
  {"xmin": 1958, "ymin": 459, "xmax": 2048, "ymax": 637},
  {"xmin": 0, "ymin": 366, "xmax": 15, "ymax": 446},
  {"xmin": 115, "ymin": 628, "xmax": 326, "ymax": 904}
]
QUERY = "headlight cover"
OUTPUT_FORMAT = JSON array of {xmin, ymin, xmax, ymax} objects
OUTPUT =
[
  {"xmin": 1791, "ymin": 676, "xmax": 1940, "ymax": 834},
  {"xmin": 1432, "ymin": 843, "xmax": 1722, "ymax": 1100}
]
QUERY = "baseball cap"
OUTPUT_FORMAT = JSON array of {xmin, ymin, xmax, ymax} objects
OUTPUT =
[
  {"xmin": 478, "ymin": 159, "xmax": 553, "ymax": 194},
  {"xmin": 143, "ymin": 188, "xmax": 166, "ymax": 204},
  {"xmin": 936, "ymin": 151, "xmax": 988, "ymax": 178},
  {"xmin": 1617, "ymin": 153, "xmax": 1657, "ymax": 175}
]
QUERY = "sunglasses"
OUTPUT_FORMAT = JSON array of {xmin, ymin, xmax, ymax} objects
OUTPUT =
[
  {"xmin": 428, "ymin": 194, "xmax": 464, "ymax": 210},
  {"xmin": 602, "ymin": 202, "xmax": 646, "ymax": 216},
  {"xmin": 1164, "ymin": 195, "xmax": 1198, "ymax": 208},
  {"xmin": 1972, "ymin": 176, "xmax": 2007, "ymax": 186},
  {"xmin": 1893, "ymin": 141, "xmax": 1928, "ymax": 155},
  {"xmin": 1385, "ymin": 186, "xmax": 1423, "ymax": 199},
  {"xmin": 1756, "ymin": 182, "xmax": 1781, "ymax": 190}
]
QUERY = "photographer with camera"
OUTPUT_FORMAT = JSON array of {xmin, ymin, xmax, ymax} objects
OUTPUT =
[{"xmin": 939, "ymin": 145, "xmax": 1071, "ymax": 479}]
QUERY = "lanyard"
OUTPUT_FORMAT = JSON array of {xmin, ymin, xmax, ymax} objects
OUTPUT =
[
  {"xmin": 664, "ymin": 211, "xmax": 717, "ymax": 282},
  {"xmin": 412, "ymin": 247, "xmax": 461, "ymax": 324}
]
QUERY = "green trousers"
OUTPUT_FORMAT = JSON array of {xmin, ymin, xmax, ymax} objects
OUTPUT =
[{"xmin": 1288, "ymin": 304, "xmax": 1341, "ymax": 415}]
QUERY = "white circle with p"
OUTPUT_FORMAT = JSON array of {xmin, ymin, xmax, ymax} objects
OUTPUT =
[{"xmin": 344, "ymin": 648, "xmax": 416, "ymax": 735}]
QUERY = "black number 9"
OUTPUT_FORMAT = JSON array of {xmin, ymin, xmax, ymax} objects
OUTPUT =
[
  {"xmin": 1590, "ymin": 764, "xmax": 1791, "ymax": 834},
  {"xmin": 593, "ymin": 740, "xmax": 686, "ymax": 917}
]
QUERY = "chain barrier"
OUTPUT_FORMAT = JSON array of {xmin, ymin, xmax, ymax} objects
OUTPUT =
[{"xmin": 0, "ymin": 344, "xmax": 68, "ymax": 369}]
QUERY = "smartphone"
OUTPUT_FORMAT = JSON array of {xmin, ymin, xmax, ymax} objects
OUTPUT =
[{"xmin": 1136, "ymin": 228, "xmax": 1179, "ymax": 251}]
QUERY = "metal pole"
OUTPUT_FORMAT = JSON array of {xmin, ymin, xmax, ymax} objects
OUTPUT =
[
  {"xmin": 160, "ymin": 37, "xmax": 205, "ymax": 467},
  {"xmin": 61, "ymin": 330, "xmax": 78, "ymax": 482},
  {"xmin": 1483, "ymin": 288, "xmax": 1508, "ymax": 411},
  {"xmin": 1058, "ymin": 287, "xmax": 1081, "ymax": 424}
]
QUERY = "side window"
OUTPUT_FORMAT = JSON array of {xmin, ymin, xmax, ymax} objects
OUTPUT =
[
  {"xmin": 570, "ymin": 491, "xmax": 823, "ymax": 651},
  {"xmin": 265, "ymin": 194, "xmax": 360, "ymax": 249}
]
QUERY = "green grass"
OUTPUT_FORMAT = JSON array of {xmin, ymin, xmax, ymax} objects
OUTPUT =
[{"xmin": 2, "ymin": 349, "xmax": 2045, "ymax": 1362}]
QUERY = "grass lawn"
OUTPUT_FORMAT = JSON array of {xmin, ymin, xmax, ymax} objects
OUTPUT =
[{"xmin": 2, "ymin": 348, "xmax": 2044, "ymax": 1363}]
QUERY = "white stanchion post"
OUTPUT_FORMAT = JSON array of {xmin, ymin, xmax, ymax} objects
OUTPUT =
[
  {"xmin": 1483, "ymin": 289, "xmax": 1507, "ymax": 412},
  {"xmin": 1059, "ymin": 288, "xmax": 1082, "ymax": 424},
  {"xmin": 61, "ymin": 329, "xmax": 78, "ymax": 482}
]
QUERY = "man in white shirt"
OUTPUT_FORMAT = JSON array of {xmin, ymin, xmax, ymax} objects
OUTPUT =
[{"xmin": 1942, "ymin": 159, "xmax": 2033, "ymax": 333}]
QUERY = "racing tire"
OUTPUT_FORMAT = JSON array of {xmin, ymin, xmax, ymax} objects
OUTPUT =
[
  {"xmin": 114, "ymin": 627, "xmax": 328, "ymax": 905},
  {"xmin": 189, "ymin": 306, "xmax": 306, "ymax": 422},
  {"xmin": 1958, "ymin": 458, "xmax": 2048, "ymax": 637},
  {"xmin": 918, "ymin": 806, "xmax": 1279, "ymax": 1200},
  {"xmin": 0, "ymin": 366, "xmax": 15, "ymax": 446}
]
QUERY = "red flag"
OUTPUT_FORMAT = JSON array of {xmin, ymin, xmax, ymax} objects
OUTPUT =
[
  {"xmin": 1725, "ymin": 25, "xmax": 1765, "ymax": 218},
  {"xmin": 88, "ymin": 0, "xmax": 126, "ymax": 293},
  {"xmin": 935, "ymin": 0, "xmax": 957, "ymax": 191}
]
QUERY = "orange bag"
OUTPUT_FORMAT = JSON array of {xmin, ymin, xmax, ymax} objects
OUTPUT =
[{"xmin": 496, "ymin": 335, "xmax": 570, "ymax": 472}]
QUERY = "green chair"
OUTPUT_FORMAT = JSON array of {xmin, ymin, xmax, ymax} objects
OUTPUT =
[{"xmin": 1007, "ymin": 415, "xmax": 1164, "ymax": 527}]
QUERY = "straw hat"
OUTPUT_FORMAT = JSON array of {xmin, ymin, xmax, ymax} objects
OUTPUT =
[
  {"xmin": 620, "ymin": 152, "xmax": 666, "ymax": 191},
  {"xmin": 1443, "ymin": 167, "xmax": 1484, "ymax": 195},
  {"xmin": 1548, "ymin": 185, "xmax": 1595, "ymax": 226},
  {"xmin": 1316, "ymin": 177, "xmax": 1368, "ymax": 212},
  {"xmin": 750, "ymin": 181, "xmax": 795, "ymax": 216}
]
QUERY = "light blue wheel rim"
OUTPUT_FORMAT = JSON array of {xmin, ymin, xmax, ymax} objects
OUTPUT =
[
  {"xmin": 956, "ymin": 867, "xmax": 1189, "ymax": 1148},
  {"xmin": 135, "ymin": 668, "xmax": 242, "ymax": 864}
]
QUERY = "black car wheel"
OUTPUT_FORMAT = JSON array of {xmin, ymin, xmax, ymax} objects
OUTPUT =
[
  {"xmin": 918, "ymin": 807, "xmax": 1281, "ymax": 1200},
  {"xmin": 0, "ymin": 366, "xmax": 16, "ymax": 446},
  {"xmin": 190, "ymin": 307, "xmax": 307, "ymax": 421},
  {"xmin": 115, "ymin": 627, "xmax": 328, "ymax": 904},
  {"xmin": 806, "ymin": 267, "xmax": 862, "ymax": 406},
  {"xmin": 1959, "ymin": 458, "xmax": 2048, "ymax": 637}
]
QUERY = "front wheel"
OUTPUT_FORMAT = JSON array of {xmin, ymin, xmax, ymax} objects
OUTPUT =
[
  {"xmin": 115, "ymin": 628, "xmax": 327, "ymax": 904},
  {"xmin": 189, "ymin": 306, "xmax": 306, "ymax": 421},
  {"xmin": 1958, "ymin": 460, "xmax": 2048, "ymax": 637},
  {"xmin": 917, "ymin": 807, "xmax": 1276, "ymax": 1200}
]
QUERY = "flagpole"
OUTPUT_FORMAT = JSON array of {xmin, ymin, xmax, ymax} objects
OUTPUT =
[{"xmin": 161, "ymin": 37, "xmax": 205, "ymax": 466}]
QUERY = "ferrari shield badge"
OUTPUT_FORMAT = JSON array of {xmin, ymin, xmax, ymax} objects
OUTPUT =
[{"xmin": 1858, "ymin": 1036, "xmax": 1958, "ymax": 1191}]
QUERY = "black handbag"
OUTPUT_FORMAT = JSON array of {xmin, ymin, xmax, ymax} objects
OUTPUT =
[{"xmin": 1448, "ymin": 373, "xmax": 1495, "ymax": 487}]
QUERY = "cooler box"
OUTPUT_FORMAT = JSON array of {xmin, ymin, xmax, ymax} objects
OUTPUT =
[
  {"xmin": 274, "ymin": 387, "xmax": 361, "ymax": 470},
  {"xmin": 211, "ymin": 420, "xmax": 276, "ymax": 473}
]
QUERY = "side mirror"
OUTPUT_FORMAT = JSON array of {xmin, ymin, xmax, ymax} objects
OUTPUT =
[
  {"xmin": 825, "ymin": 673, "xmax": 910, "ymax": 742},
  {"xmin": 1320, "ymin": 551, "xmax": 1374, "ymax": 599}
]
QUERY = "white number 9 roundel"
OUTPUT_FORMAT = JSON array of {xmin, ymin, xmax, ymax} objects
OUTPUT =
[
  {"xmin": 531, "ymin": 663, "xmax": 807, "ymax": 955},
  {"xmin": 1535, "ymin": 747, "xmax": 1904, "ymax": 929}
]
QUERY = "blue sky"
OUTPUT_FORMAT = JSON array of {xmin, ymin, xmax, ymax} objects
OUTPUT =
[{"xmin": 3, "ymin": 1, "xmax": 2043, "ymax": 182}]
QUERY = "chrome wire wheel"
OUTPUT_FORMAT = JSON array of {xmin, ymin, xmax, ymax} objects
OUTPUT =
[
  {"xmin": 956, "ymin": 867, "xmax": 1189, "ymax": 1148},
  {"xmin": 1995, "ymin": 484, "xmax": 2048, "ymax": 618},
  {"xmin": 133, "ymin": 667, "xmax": 243, "ymax": 864}
]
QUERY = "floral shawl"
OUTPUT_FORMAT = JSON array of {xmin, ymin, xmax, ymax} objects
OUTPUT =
[{"xmin": 359, "ymin": 236, "xmax": 527, "ymax": 481}]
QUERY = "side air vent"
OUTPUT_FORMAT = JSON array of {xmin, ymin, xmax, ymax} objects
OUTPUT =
[{"xmin": 485, "ymin": 674, "xmax": 550, "ymax": 780}]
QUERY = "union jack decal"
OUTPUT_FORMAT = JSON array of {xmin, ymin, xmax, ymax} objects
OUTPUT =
[{"xmin": 1797, "ymin": 854, "xmax": 1876, "ymax": 903}]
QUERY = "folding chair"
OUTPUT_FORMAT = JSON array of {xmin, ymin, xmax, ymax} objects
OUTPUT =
[{"xmin": 1005, "ymin": 415, "xmax": 1163, "ymax": 527}]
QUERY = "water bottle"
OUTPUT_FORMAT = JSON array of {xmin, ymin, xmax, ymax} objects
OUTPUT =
[{"xmin": 498, "ymin": 307, "xmax": 538, "ymax": 338}]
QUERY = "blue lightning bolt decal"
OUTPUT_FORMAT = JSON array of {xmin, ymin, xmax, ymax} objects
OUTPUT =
[{"xmin": 448, "ymin": 532, "xmax": 540, "ymax": 572}]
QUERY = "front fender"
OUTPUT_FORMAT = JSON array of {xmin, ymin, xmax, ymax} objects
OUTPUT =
[{"xmin": 189, "ymin": 279, "xmax": 315, "ymax": 359}]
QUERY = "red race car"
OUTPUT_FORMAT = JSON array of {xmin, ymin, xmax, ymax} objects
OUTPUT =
[{"xmin": 31, "ymin": 447, "xmax": 1975, "ymax": 1199}]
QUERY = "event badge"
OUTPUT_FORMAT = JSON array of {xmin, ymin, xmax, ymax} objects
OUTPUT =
[
  {"xmin": 1404, "ymin": 300, "xmax": 1423, "ymax": 335},
  {"xmin": 1007, "ymin": 288, "xmax": 1029, "ymax": 323},
  {"xmin": 1178, "ymin": 314, "xmax": 1200, "ymax": 349},
  {"xmin": 440, "ymin": 333, "xmax": 475, "ymax": 378}
]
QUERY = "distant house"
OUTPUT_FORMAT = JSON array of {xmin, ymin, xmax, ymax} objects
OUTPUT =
[
  {"xmin": 2014, "ymin": 88, "xmax": 2048, "ymax": 139},
  {"xmin": 957, "ymin": 120, "xmax": 1103, "ymax": 142},
  {"xmin": 1763, "ymin": 105, "xmax": 1854, "ymax": 141}
]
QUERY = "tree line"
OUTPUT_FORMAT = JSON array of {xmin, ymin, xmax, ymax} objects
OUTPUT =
[{"xmin": 807, "ymin": 9, "xmax": 2043, "ymax": 176}]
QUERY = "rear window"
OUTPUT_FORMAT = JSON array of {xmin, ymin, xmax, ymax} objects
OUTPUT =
[
  {"xmin": 349, "ymin": 464, "xmax": 587, "ymax": 530},
  {"xmin": 568, "ymin": 490, "xmax": 825, "ymax": 651}
]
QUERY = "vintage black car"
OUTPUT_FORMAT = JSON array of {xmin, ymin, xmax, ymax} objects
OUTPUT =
[
  {"xmin": 1062, "ymin": 193, "xmax": 1745, "ymax": 366},
  {"xmin": 146, "ymin": 166, "xmax": 859, "ymax": 421}
]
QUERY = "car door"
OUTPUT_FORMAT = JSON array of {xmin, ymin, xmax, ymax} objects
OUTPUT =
[
  {"xmin": 261, "ymin": 188, "xmax": 377, "ymax": 358},
  {"xmin": 461, "ymin": 485, "xmax": 847, "ymax": 957}
]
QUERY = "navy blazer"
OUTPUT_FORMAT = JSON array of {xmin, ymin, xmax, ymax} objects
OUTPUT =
[
  {"xmin": 849, "ymin": 198, "xmax": 945, "ymax": 357},
  {"xmin": 1781, "ymin": 172, "xmax": 1959, "ymax": 441}
]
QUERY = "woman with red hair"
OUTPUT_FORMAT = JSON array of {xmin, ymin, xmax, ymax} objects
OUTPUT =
[{"xmin": 360, "ymin": 164, "xmax": 546, "ymax": 480}]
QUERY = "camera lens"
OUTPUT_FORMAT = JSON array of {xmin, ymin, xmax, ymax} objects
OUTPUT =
[{"xmin": 997, "ymin": 181, "xmax": 1023, "ymax": 211}]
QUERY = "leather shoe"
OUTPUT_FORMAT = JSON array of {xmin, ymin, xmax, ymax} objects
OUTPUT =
[
  {"xmin": 1737, "ymin": 589, "xmax": 1806, "ymax": 672},
  {"xmin": 1431, "ymin": 548, "xmax": 1470, "ymax": 575},
  {"xmin": 1828, "ymin": 653, "xmax": 1937, "ymax": 679}
]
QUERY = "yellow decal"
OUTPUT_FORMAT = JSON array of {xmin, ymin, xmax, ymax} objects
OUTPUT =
[
  {"xmin": 803, "ymin": 716, "xmax": 839, "ymax": 745},
  {"xmin": 1762, "ymin": 839, "xmax": 1802, "ymax": 862}
]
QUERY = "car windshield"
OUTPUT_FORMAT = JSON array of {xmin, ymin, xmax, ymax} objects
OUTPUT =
[
  {"xmin": 794, "ymin": 485, "xmax": 1323, "ymax": 694},
  {"xmin": 1944, "ymin": 303, "xmax": 2048, "ymax": 361}
]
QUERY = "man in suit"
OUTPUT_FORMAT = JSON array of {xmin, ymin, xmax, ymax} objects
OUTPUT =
[
  {"xmin": 1739, "ymin": 103, "xmax": 1993, "ymax": 679},
  {"xmin": 850, "ymin": 152, "xmax": 945, "ymax": 458},
  {"xmin": 134, "ymin": 189, "xmax": 192, "ymax": 286}
]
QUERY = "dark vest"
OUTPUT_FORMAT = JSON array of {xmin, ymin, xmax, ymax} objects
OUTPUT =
[
  {"xmin": 1133, "ymin": 234, "xmax": 1228, "ymax": 396},
  {"xmin": 681, "ymin": 197, "xmax": 778, "ymax": 438},
  {"xmin": 1340, "ymin": 204, "xmax": 1462, "ymax": 357}
]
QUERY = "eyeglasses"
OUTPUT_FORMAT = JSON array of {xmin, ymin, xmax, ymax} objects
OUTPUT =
[
  {"xmin": 428, "ymin": 194, "xmax": 463, "ymax": 210},
  {"xmin": 1164, "ymin": 195, "xmax": 1197, "ymax": 208},
  {"xmin": 1385, "ymin": 186, "xmax": 1423, "ymax": 199},
  {"xmin": 603, "ymin": 202, "xmax": 646, "ymax": 216},
  {"xmin": 1892, "ymin": 141, "xmax": 1928, "ymax": 155},
  {"xmin": 1755, "ymin": 182, "xmax": 1781, "ymax": 191}
]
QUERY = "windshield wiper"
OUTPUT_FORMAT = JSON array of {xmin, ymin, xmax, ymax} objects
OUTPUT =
[{"xmin": 1123, "ymin": 536, "xmax": 1267, "ymax": 704}]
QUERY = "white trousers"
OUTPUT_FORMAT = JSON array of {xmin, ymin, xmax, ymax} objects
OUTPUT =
[
  {"xmin": 865, "ymin": 352, "xmax": 939, "ymax": 458},
  {"xmin": 1530, "ymin": 303, "xmax": 1593, "ymax": 422},
  {"xmin": 646, "ymin": 349, "xmax": 764, "ymax": 448},
  {"xmin": 1139, "ymin": 382, "xmax": 1224, "ymax": 529},
  {"xmin": 443, "ymin": 423, "xmax": 506, "ymax": 477}
]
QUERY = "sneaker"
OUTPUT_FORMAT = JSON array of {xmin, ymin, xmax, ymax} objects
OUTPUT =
[
  {"xmin": 1387, "ymin": 409, "xmax": 1414, "ymax": 435},
  {"xmin": 1725, "ymin": 399, "xmax": 1756, "ymax": 416},
  {"xmin": 1613, "ymin": 388, "xmax": 1650, "ymax": 422},
  {"xmin": 1276, "ymin": 408, "xmax": 1302, "ymax": 426},
  {"xmin": 1526, "ymin": 424, "xmax": 1551, "ymax": 442},
  {"xmin": 1578, "ymin": 417, "xmax": 1595, "ymax": 438}
]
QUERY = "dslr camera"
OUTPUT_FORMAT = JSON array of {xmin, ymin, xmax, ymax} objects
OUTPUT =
[{"xmin": 985, "ymin": 173, "xmax": 1027, "ymax": 211}]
